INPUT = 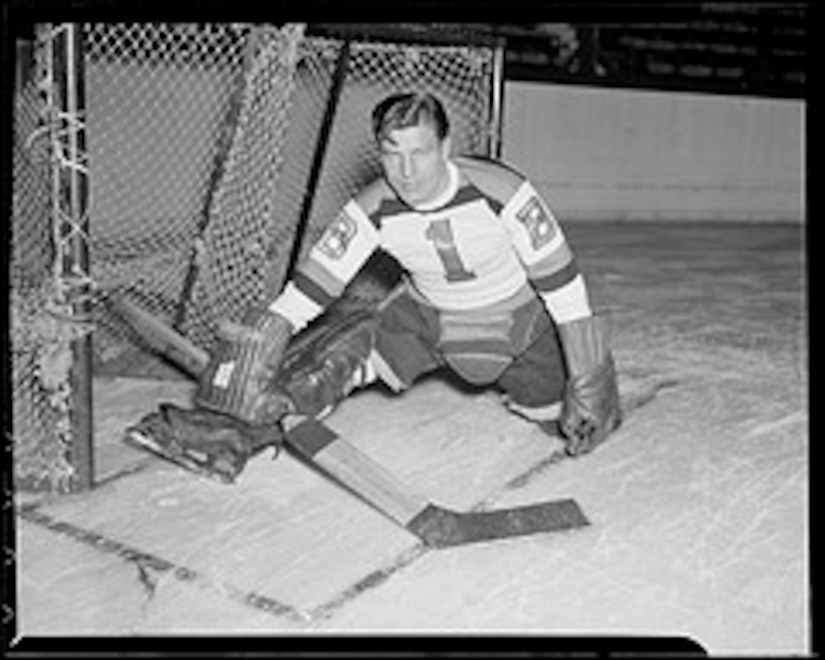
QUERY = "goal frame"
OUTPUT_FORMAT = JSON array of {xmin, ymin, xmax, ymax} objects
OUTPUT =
[{"xmin": 13, "ymin": 22, "xmax": 506, "ymax": 493}]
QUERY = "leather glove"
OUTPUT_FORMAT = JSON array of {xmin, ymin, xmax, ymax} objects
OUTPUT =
[
  {"xmin": 195, "ymin": 306, "xmax": 293, "ymax": 425},
  {"xmin": 558, "ymin": 314, "xmax": 622, "ymax": 456}
]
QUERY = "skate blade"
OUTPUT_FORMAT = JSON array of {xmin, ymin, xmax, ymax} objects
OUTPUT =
[{"xmin": 124, "ymin": 429, "xmax": 235, "ymax": 484}]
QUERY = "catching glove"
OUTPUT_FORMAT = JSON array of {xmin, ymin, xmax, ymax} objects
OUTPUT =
[{"xmin": 125, "ymin": 403, "xmax": 283, "ymax": 483}]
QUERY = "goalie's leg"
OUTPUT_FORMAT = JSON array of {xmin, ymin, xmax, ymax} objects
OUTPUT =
[
  {"xmin": 275, "ymin": 288, "xmax": 442, "ymax": 420},
  {"xmin": 277, "ymin": 314, "xmax": 380, "ymax": 419},
  {"xmin": 497, "ymin": 323, "xmax": 568, "ymax": 436}
]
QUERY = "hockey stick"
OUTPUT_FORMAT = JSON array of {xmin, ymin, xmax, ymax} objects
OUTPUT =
[
  {"xmin": 109, "ymin": 296, "xmax": 590, "ymax": 547},
  {"xmin": 283, "ymin": 418, "xmax": 588, "ymax": 548}
]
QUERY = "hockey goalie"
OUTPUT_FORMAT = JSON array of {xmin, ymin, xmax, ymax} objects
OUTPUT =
[{"xmin": 127, "ymin": 92, "xmax": 622, "ymax": 483}]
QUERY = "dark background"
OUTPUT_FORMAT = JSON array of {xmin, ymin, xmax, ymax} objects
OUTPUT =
[
  {"xmin": 8, "ymin": 3, "xmax": 808, "ymax": 99},
  {"xmin": 313, "ymin": 3, "xmax": 807, "ymax": 99}
]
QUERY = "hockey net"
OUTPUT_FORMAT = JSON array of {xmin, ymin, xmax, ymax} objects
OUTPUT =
[
  {"xmin": 88, "ymin": 24, "xmax": 499, "ymax": 365},
  {"xmin": 11, "ymin": 22, "xmax": 500, "ymax": 490}
]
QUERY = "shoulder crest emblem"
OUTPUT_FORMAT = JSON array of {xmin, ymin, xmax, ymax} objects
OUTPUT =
[
  {"xmin": 516, "ymin": 196, "xmax": 557, "ymax": 251},
  {"xmin": 317, "ymin": 211, "xmax": 357, "ymax": 260}
]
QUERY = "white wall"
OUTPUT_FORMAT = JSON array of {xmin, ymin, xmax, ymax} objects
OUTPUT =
[{"xmin": 501, "ymin": 81, "xmax": 805, "ymax": 222}]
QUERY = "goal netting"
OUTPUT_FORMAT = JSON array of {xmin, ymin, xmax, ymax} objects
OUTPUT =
[{"xmin": 11, "ymin": 22, "xmax": 502, "ymax": 490}]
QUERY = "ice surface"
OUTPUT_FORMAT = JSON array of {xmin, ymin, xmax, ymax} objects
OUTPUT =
[{"xmin": 14, "ymin": 223, "xmax": 808, "ymax": 654}]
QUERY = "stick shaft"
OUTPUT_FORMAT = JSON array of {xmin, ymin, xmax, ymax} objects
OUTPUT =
[
  {"xmin": 284, "ymin": 419, "xmax": 429, "ymax": 526},
  {"xmin": 107, "ymin": 295, "xmax": 210, "ymax": 376}
]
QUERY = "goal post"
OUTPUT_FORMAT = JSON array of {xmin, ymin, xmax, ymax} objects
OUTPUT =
[
  {"xmin": 11, "ymin": 23, "xmax": 95, "ymax": 493},
  {"xmin": 10, "ymin": 22, "xmax": 506, "ymax": 492}
]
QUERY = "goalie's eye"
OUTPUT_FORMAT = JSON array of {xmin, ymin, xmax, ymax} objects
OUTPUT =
[{"xmin": 380, "ymin": 149, "xmax": 402, "ymax": 164}]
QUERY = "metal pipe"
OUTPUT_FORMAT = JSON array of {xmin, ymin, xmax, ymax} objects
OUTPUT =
[
  {"xmin": 284, "ymin": 39, "xmax": 352, "ymax": 281},
  {"xmin": 173, "ymin": 25, "xmax": 262, "ymax": 331},
  {"xmin": 488, "ymin": 36, "xmax": 506, "ymax": 159},
  {"xmin": 64, "ymin": 23, "xmax": 94, "ymax": 491}
]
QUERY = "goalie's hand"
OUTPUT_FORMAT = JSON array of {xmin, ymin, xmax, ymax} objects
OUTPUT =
[
  {"xmin": 560, "ymin": 354, "xmax": 621, "ymax": 456},
  {"xmin": 558, "ymin": 315, "xmax": 622, "ymax": 456},
  {"xmin": 195, "ymin": 307, "xmax": 293, "ymax": 425}
]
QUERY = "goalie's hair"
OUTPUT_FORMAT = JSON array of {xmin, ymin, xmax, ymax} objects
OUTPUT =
[{"xmin": 371, "ymin": 92, "xmax": 450, "ymax": 144}]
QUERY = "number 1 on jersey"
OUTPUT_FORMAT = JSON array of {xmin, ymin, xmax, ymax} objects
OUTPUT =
[{"xmin": 425, "ymin": 218, "xmax": 476, "ymax": 283}]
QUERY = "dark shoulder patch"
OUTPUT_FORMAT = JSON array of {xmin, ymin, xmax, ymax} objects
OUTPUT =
[
  {"xmin": 454, "ymin": 155, "xmax": 525, "ymax": 206},
  {"xmin": 353, "ymin": 177, "xmax": 392, "ymax": 213},
  {"xmin": 353, "ymin": 178, "xmax": 397, "ymax": 228}
]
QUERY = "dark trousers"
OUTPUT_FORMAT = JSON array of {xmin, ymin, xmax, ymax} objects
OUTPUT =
[{"xmin": 373, "ymin": 288, "xmax": 567, "ymax": 411}]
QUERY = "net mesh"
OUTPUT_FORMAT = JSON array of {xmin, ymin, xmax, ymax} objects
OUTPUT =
[
  {"xmin": 82, "ymin": 24, "xmax": 496, "ymax": 368},
  {"xmin": 179, "ymin": 24, "xmax": 306, "ymax": 349},
  {"xmin": 11, "ymin": 23, "xmax": 498, "ymax": 489},
  {"xmin": 84, "ymin": 23, "xmax": 257, "ymax": 374},
  {"xmin": 11, "ymin": 78, "xmax": 78, "ymax": 491},
  {"xmin": 11, "ymin": 24, "xmax": 96, "ymax": 492}
]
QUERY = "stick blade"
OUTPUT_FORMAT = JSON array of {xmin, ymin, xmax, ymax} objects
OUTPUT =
[{"xmin": 407, "ymin": 499, "xmax": 590, "ymax": 549}]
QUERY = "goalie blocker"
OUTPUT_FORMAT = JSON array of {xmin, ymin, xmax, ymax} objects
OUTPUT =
[{"xmin": 195, "ymin": 306, "xmax": 294, "ymax": 425}]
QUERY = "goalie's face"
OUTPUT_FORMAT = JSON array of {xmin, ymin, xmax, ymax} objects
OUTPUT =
[{"xmin": 379, "ymin": 122, "xmax": 451, "ymax": 208}]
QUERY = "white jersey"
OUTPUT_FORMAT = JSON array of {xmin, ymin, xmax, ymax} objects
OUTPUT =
[{"xmin": 270, "ymin": 156, "xmax": 592, "ymax": 331}]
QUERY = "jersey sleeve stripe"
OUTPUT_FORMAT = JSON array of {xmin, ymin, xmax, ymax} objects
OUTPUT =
[
  {"xmin": 524, "ymin": 242, "xmax": 574, "ymax": 281},
  {"xmin": 267, "ymin": 281, "xmax": 324, "ymax": 333},
  {"xmin": 539, "ymin": 274, "xmax": 592, "ymax": 324},
  {"xmin": 440, "ymin": 338, "xmax": 515, "ymax": 357},
  {"xmin": 297, "ymin": 256, "xmax": 349, "ymax": 300},
  {"xmin": 529, "ymin": 256, "xmax": 579, "ymax": 292},
  {"xmin": 293, "ymin": 269, "xmax": 338, "ymax": 308}
]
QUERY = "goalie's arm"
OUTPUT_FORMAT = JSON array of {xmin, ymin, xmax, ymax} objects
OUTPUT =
[
  {"xmin": 500, "ymin": 181, "xmax": 620, "ymax": 454},
  {"xmin": 196, "ymin": 200, "xmax": 380, "ymax": 424},
  {"xmin": 270, "ymin": 200, "xmax": 381, "ymax": 333},
  {"xmin": 500, "ymin": 180, "xmax": 592, "ymax": 325}
]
